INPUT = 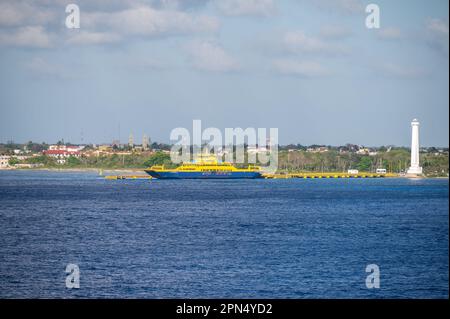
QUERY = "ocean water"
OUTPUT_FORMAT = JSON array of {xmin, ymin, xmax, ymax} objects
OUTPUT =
[{"xmin": 0, "ymin": 170, "xmax": 448, "ymax": 298}]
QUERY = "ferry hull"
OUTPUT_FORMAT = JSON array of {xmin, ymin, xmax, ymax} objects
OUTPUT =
[{"xmin": 144, "ymin": 170, "xmax": 262, "ymax": 179}]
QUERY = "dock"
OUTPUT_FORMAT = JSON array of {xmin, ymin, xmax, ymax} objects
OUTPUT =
[
  {"xmin": 262, "ymin": 172, "xmax": 398, "ymax": 179},
  {"xmin": 105, "ymin": 175, "xmax": 152, "ymax": 180}
]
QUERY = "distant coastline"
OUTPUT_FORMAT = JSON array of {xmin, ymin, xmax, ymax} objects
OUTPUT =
[
  {"xmin": 1, "ymin": 142, "xmax": 448, "ymax": 177},
  {"xmin": 0, "ymin": 167, "xmax": 149, "ymax": 175}
]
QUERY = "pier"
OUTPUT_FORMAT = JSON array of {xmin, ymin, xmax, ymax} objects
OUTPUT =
[
  {"xmin": 262, "ymin": 172, "xmax": 398, "ymax": 179},
  {"xmin": 105, "ymin": 175, "xmax": 152, "ymax": 180}
]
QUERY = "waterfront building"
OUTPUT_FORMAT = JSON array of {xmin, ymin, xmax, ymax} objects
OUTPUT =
[
  {"xmin": 0, "ymin": 155, "xmax": 11, "ymax": 168},
  {"xmin": 43, "ymin": 149, "xmax": 81, "ymax": 164}
]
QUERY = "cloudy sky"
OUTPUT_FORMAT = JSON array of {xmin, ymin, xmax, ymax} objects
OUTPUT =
[{"xmin": 0, "ymin": 0, "xmax": 448, "ymax": 146}]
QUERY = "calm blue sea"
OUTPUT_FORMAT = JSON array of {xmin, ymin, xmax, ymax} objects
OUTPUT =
[{"xmin": 0, "ymin": 171, "xmax": 448, "ymax": 298}]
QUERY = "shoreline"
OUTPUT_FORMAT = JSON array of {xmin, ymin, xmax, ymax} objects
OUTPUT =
[
  {"xmin": 0, "ymin": 167, "xmax": 448, "ymax": 178},
  {"xmin": 0, "ymin": 167, "xmax": 148, "ymax": 174}
]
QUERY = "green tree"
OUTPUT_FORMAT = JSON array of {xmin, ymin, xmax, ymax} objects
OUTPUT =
[
  {"xmin": 357, "ymin": 156, "xmax": 372, "ymax": 172},
  {"xmin": 8, "ymin": 158, "xmax": 19, "ymax": 166},
  {"xmin": 26, "ymin": 155, "xmax": 56, "ymax": 166},
  {"xmin": 66, "ymin": 156, "xmax": 82, "ymax": 166},
  {"xmin": 143, "ymin": 152, "xmax": 171, "ymax": 167}
]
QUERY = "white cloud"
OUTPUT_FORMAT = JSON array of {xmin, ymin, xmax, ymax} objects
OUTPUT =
[
  {"xmin": 24, "ymin": 57, "xmax": 70, "ymax": 79},
  {"xmin": 84, "ymin": 6, "xmax": 219, "ymax": 37},
  {"xmin": 0, "ymin": 1, "xmax": 56, "ymax": 27},
  {"xmin": 426, "ymin": 18, "xmax": 449, "ymax": 56},
  {"xmin": 26, "ymin": 57, "xmax": 55, "ymax": 73},
  {"xmin": 310, "ymin": 0, "xmax": 364, "ymax": 14},
  {"xmin": 153, "ymin": 0, "xmax": 210, "ymax": 10},
  {"xmin": 377, "ymin": 27, "xmax": 403, "ymax": 40},
  {"xmin": 273, "ymin": 59, "xmax": 329, "ymax": 77},
  {"xmin": 66, "ymin": 31, "xmax": 121, "ymax": 45},
  {"xmin": 283, "ymin": 31, "xmax": 347, "ymax": 55},
  {"xmin": 215, "ymin": 0, "xmax": 275, "ymax": 16},
  {"xmin": 0, "ymin": 2, "xmax": 219, "ymax": 48},
  {"xmin": 0, "ymin": 26, "xmax": 52, "ymax": 48},
  {"xmin": 186, "ymin": 40, "xmax": 239, "ymax": 72},
  {"xmin": 319, "ymin": 25, "xmax": 352, "ymax": 39},
  {"xmin": 377, "ymin": 63, "xmax": 426, "ymax": 78},
  {"xmin": 132, "ymin": 57, "xmax": 167, "ymax": 69}
]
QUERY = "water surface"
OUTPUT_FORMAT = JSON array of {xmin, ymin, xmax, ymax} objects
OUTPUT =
[{"xmin": 0, "ymin": 171, "xmax": 448, "ymax": 298}]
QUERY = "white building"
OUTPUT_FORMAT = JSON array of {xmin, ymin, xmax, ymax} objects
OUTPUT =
[
  {"xmin": 356, "ymin": 147, "xmax": 370, "ymax": 155},
  {"xmin": 0, "ymin": 155, "xmax": 31, "ymax": 168},
  {"xmin": 0, "ymin": 155, "xmax": 11, "ymax": 169},
  {"xmin": 43, "ymin": 149, "xmax": 81, "ymax": 164},
  {"xmin": 48, "ymin": 145, "xmax": 84, "ymax": 152},
  {"xmin": 247, "ymin": 145, "xmax": 269, "ymax": 154},
  {"xmin": 307, "ymin": 147, "xmax": 328, "ymax": 153}
]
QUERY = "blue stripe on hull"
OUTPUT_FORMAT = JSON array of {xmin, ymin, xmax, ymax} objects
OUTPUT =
[{"xmin": 145, "ymin": 171, "xmax": 262, "ymax": 179}]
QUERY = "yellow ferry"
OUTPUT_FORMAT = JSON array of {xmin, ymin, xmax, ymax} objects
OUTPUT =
[{"xmin": 144, "ymin": 154, "xmax": 262, "ymax": 179}]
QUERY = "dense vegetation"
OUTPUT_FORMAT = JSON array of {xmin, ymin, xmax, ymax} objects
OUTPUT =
[
  {"xmin": 277, "ymin": 149, "xmax": 448, "ymax": 176},
  {"xmin": 20, "ymin": 152, "xmax": 173, "ymax": 169}
]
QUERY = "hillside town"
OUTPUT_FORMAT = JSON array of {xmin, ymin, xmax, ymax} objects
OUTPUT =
[{"xmin": 0, "ymin": 136, "xmax": 159, "ymax": 168}]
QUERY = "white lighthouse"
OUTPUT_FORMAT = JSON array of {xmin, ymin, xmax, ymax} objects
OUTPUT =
[{"xmin": 407, "ymin": 119, "xmax": 423, "ymax": 175}]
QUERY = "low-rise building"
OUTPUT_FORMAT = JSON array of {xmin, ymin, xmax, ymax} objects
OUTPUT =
[
  {"xmin": 307, "ymin": 147, "xmax": 328, "ymax": 153},
  {"xmin": 98, "ymin": 145, "xmax": 112, "ymax": 152},
  {"xmin": 356, "ymin": 148, "xmax": 370, "ymax": 155},
  {"xmin": 0, "ymin": 155, "xmax": 32, "ymax": 168},
  {"xmin": 49, "ymin": 145, "xmax": 85, "ymax": 152},
  {"xmin": 0, "ymin": 155, "xmax": 11, "ymax": 169},
  {"xmin": 247, "ymin": 145, "xmax": 269, "ymax": 154},
  {"xmin": 43, "ymin": 150, "xmax": 81, "ymax": 164},
  {"xmin": 14, "ymin": 155, "xmax": 30, "ymax": 161}
]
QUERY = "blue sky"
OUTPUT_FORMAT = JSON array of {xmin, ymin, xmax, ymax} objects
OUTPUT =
[{"xmin": 0, "ymin": 0, "xmax": 448, "ymax": 146}]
